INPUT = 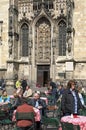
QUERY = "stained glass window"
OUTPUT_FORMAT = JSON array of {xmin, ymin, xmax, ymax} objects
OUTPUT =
[
  {"xmin": 21, "ymin": 23, "xmax": 29, "ymax": 57},
  {"xmin": 58, "ymin": 21, "xmax": 66, "ymax": 56}
]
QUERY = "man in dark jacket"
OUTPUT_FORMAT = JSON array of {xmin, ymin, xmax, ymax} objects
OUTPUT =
[
  {"xmin": 30, "ymin": 92, "xmax": 46, "ymax": 116},
  {"xmin": 30, "ymin": 92, "xmax": 47, "ymax": 129}
]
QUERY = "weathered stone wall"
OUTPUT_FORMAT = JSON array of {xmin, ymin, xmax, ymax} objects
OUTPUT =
[
  {"xmin": 0, "ymin": 0, "xmax": 86, "ymax": 82},
  {"xmin": 73, "ymin": 0, "xmax": 86, "ymax": 79},
  {"xmin": 0, "ymin": 0, "xmax": 9, "ymax": 70},
  {"xmin": 73, "ymin": 0, "xmax": 86, "ymax": 60}
]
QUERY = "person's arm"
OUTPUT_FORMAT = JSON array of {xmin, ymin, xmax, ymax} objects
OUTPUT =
[
  {"xmin": 23, "ymin": 91, "xmax": 27, "ymax": 97},
  {"xmin": 38, "ymin": 99, "xmax": 46, "ymax": 109},
  {"xmin": 61, "ymin": 90, "xmax": 66, "ymax": 114}
]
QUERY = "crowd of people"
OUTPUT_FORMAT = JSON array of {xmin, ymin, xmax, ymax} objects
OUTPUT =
[{"xmin": 0, "ymin": 77, "xmax": 86, "ymax": 130}]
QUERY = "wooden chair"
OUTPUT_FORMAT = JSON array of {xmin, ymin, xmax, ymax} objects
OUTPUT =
[
  {"xmin": 46, "ymin": 105, "xmax": 57, "ymax": 117},
  {"xmin": 14, "ymin": 112, "xmax": 35, "ymax": 130}
]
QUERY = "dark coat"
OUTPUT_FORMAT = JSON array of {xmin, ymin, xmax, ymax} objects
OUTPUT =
[
  {"xmin": 30, "ymin": 98, "xmax": 46, "ymax": 116},
  {"xmin": 61, "ymin": 89, "xmax": 82, "ymax": 115},
  {"xmin": 21, "ymin": 80, "xmax": 27, "ymax": 92}
]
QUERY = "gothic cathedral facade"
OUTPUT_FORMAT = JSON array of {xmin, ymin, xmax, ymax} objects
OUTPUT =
[{"xmin": 0, "ymin": 0, "xmax": 86, "ymax": 86}]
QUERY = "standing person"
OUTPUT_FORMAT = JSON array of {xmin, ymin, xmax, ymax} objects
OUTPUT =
[
  {"xmin": 21, "ymin": 77, "xmax": 27, "ymax": 93},
  {"xmin": 0, "ymin": 77, "xmax": 5, "ymax": 90},
  {"xmin": 48, "ymin": 79, "xmax": 58, "ymax": 103},
  {"xmin": 77, "ymin": 86, "xmax": 85, "ymax": 107},
  {"xmin": 49, "ymin": 78, "xmax": 57, "ymax": 89},
  {"xmin": 57, "ymin": 84, "xmax": 64, "ymax": 99},
  {"xmin": 15, "ymin": 79, "xmax": 21, "ymax": 89},
  {"xmin": 61, "ymin": 80, "xmax": 82, "ymax": 116}
]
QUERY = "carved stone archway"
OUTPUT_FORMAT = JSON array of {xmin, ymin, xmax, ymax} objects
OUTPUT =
[
  {"xmin": 34, "ymin": 16, "xmax": 51, "ymax": 86},
  {"xmin": 35, "ymin": 16, "xmax": 51, "ymax": 64}
]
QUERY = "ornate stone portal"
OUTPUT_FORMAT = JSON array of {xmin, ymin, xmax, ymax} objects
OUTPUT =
[
  {"xmin": 6, "ymin": 0, "xmax": 75, "ymax": 86},
  {"xmin": 35, "ymin": 17, "xmax": 51, "ymax": 63}
]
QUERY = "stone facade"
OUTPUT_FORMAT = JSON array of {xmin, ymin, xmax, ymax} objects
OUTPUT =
[{"xmin": 0, "ymin": 0, "xmax": 86, "ymax": 87}]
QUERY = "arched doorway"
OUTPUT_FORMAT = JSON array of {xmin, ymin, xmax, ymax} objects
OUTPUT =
[{"xmin": 35, "ymin": 17, "xmax": 51, "ymax": 86}]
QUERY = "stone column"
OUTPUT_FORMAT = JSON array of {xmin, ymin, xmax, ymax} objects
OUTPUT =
[{"xmin": 6, "ymin": 0, "xmax": 18, "ymax": 87}]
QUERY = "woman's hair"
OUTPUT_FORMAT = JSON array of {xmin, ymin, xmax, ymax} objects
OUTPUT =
[
  {"xmin": 67, "ymin": 80, "xmax": 75, "ymax": 89},
  {"xmin": 77, "ymin": 86, "xmax": 82, "ymax": 92},
  {"xmin": 2, "ymin": 90, "xmax": 7, "ymax": 95},
  {"xmin": 21, "ymin": 97, "xmax": 28, "ymax": 104},
  {"xmin": 13, "ymin": 92, "xmax": 19, "ymax": 98}
]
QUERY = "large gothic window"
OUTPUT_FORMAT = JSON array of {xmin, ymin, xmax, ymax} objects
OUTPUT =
[
  {"xmin": 21, "ymin": 23, "xmax": 29, "ymax": 57},
  {"xmin": 58, "ymin": 21, "xmax": 66, "ymax": 56}
]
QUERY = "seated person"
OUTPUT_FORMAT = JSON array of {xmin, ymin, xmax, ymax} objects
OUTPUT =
[
  {"xmin": 0, "ymin": 90, "xmax": 10, "ymax": 105},
  {"xmin": 23, "ymin": 85, "xmax": 32, "ymax": 98},
  {"xmin": 16, "ymin": 86, "xmax": 23, "ymax": 97},
  {"xmin": 13, "ymin": 97, "xmax": 35, "ymax": 130},
  {"xmin": 11, "ymin": 92, "xmax": 22, "ymax": 110},
  {"xmin": 30, "ymin": 92, "xmax": 47, "ymax": 119},
  {"xmin": 30, "ymin": 92, "xmax": 47, "ymax": 129}
]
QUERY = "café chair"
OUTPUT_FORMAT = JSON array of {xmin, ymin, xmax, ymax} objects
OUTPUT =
[
  {"xmin": 46, "ymin": 95, "xmax": 58, "ymax": 117},
  {"xmin": 61, "ymin": 122, "xmax": 80, "ymax": 130},
  {"xmin": 40, "ymin": 92, "xmax": 46, "ymax": 97},
  {"xmin": 79, "ymin": 107, "xmax": 86, "ymax": 116},
  {"xmin": 1, "ymin": 119, "xmax": 15, "ymax": 130},
  {"xmin": 55, "ymin": 100, "xmax": 62, "ymax": 119},
  {"xmin": 46, "ymin": 105, "xmax": 57, "ymax": 117},
  {"xmin": 82, "ymin": 93, "xmax": 86, "ymax": 104},
  {"xmin": 42, "ymin": 114, "xmax": 60, "ymax": 130},
  {"xmin": 47, "ymin": 95, "xmax": 56, "ymax": 106},
  {"xmin": 14, "ymin": 112, "xmax": 35, "ymax": 130},
  {"xmin": 0, "ymin": 109, "xmax": 15, "ymax": 130}
]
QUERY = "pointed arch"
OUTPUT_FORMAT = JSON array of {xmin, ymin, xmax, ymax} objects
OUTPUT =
[
  {"xmin": 20, "ymin": 23, "xmax": 29, "ymax": 57},
  {"xmin": 35, "ymin": 16, "xmax": 51, "ymax": 63},
  {"xmin": 58, "ymin": 20, "xmax": 66, "ymax": 56}
]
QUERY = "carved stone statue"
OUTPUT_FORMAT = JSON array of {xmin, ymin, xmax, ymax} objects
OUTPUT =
[
  {"xmin": 67, "ymin": 35, "xmax": 72, "ymax": 53},
  {"xmin": 8, "ymin": 37, "xmax": 13, "ymax": 57}
]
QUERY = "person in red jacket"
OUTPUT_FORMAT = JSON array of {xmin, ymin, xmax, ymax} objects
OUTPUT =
[{"xmin": 16, "ymin": 97, "xmax": 35, "ymax": 130}]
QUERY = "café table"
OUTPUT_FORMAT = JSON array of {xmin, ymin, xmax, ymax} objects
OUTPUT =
[{"xmin": 61, "ymin": 115, "xmax": 86, "ymax": 130}]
